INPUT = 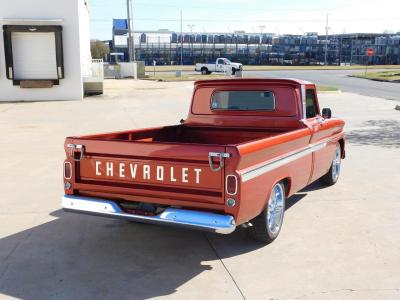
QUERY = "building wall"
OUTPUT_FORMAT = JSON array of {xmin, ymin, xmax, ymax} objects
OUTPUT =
[
  {"xmin": 0, "ymin": 0, "xmax": 90, "ymax": 101},
  {"xmin": 111, "ymin": 26, "xmax": 400, "ymax": 65},
  {"xmin": 78, "ymin": 0, "xmax": 92, "ymax": 79}
]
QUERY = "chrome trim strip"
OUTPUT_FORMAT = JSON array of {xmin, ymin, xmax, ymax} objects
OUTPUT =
[
  {"xmin": 226, "ymin": 174, "xmax": 238, "ymax": 196},
  {"xmin": 301, "ymin": 84, "xmax": 307, "ymax": 120},
  {"xmin": 241, "ymin": 139, "xmax": 329, "ymax": 182},
  {"xmin": 62, "ymin": 195, "xmax": 236, "ymax": 234}
]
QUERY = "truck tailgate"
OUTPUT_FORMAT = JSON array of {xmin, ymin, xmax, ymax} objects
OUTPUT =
[{"xmin": 66, "ymin": 138, "xmax": 226, "ymax": 206}]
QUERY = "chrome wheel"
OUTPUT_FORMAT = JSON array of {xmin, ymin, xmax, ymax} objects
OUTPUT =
[
  {"xmin": 267, "ymin": 183, "xmax": 285, "ymax": 236},
  {"xmin": 332, "ymin": 145, "xmax": 341, "ymax": 182}
]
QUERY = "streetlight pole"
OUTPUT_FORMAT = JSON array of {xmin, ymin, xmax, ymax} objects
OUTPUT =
[
  {"xmin": 187, "ymin": 24, "xmax": 195, "ymax": 33},
  {"xmin": 180, "ymin": 10, "xmax": 183, "ymax": 67},
  {"xmin": 187, "ymin": 24, "xmax": 195, "ymax": 64},
  {"xmin": 324, "ymin": 14, "xmax": 329, "ymax": 65}
]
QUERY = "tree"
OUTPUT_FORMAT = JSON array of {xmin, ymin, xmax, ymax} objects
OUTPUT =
[{"xmin": 91, "ymin": 40, "xmax": 110, "ymax": 60}]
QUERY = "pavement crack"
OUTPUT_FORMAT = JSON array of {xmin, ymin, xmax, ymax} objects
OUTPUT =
[
  {"xmin": 120, "ymin": 104, "xmax": 139, "ymax": 128},
  {"xmin": 204, "ymin": 233, "xmax": 246, "ymax": 300}
]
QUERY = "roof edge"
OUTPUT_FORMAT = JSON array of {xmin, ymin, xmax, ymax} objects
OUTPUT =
[{"xmin": 194, "ymin": 78, "xmax": 314, "ymax": 86}]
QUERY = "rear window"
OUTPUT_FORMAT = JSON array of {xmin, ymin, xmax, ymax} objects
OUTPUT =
[{"xmin": 211, "ymin": 91, "xmax": 276, "ymax": 111}]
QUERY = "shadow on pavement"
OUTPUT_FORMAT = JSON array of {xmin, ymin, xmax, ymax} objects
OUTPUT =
[
  {"xmin": 0, "ymin": 192, "xmax": 308, "ymax": 299},
  {"xmin": 346, "ymin": 119, "xmax": 400, "ymax": 148},
  {"xmin": 300, "ymin": 180, "xmax": 327, "ymax": 193}
]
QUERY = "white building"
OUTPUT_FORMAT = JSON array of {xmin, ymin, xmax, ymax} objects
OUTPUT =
[{"xmin": 0, "ymin": 0, "xmax": 92, "ymax": 101}]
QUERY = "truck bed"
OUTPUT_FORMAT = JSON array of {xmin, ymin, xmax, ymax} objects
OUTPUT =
[
  {"xmin": 64, "ymin": 125, "xmax": 293, "ymax": 210},
  {"xmin": 82, "ymin": 125, "xmax": 289, "ymax": 146}
]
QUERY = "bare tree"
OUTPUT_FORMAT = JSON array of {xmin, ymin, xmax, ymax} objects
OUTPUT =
[{"xmin": 91, "ymin": 40, "xmax": 110, "ymax": 60}]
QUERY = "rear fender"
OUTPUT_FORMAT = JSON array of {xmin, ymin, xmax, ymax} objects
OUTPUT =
[{"xmin": 262, "ymin": 177, "xmax": 291, "ymax": 211}]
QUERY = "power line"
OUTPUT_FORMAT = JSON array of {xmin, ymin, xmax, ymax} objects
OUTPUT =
[
  {"xmin": 90, "ymin": 1, "xmax": 337, "ymax": 12},
  {"xmin": 91, "ymin": 0, "xmax": 396, "ymax": 16},
  {"xmin": 91, "ymin": 17, "xmax": 400, "ymax": 23}
]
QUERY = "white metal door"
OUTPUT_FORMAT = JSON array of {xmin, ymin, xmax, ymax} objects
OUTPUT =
[{"xmin": 12, "ymin": 32, "xmax": 58, "ymax": 80}]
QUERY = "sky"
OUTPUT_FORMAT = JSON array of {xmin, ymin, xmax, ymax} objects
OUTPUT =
[{"xmin": 89, "ymin": 0, "xmax": 400, "ymax": 40}]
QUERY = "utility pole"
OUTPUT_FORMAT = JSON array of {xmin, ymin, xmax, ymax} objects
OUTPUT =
[
  {"xmin": 324, "ymin": 14, "xmax": 329, "ymax": 65},
  {"xmin": 180, "ymin": 10, "xmax": 183, "ymax": 67},
  {"xmin": 130, "ymin": 0, "xmax": 135, "ymax": 61},
  {"xmin": 126, "ymin": 0, "xmax": 133, "ymax": 61},
  {"xmin": 258, "ymin": 26, "xmax": 265, "ymax": 64}
]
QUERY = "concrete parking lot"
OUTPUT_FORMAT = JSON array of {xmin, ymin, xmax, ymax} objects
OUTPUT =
[{"xmin": 0, "ymin": 79, "xmax": 399, "ymax": 299}]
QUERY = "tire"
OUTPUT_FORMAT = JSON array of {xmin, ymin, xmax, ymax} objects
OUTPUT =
[
  {"xmin": 248, "ymin": 182, "xmax": 286, "ymax": 244},
  {"xmin": 201, "ymin": 68, "xmax": 208, "ymax": 75},
  {"xmin": 231, "ymin": 68, "xmax": 236, "ymax": 75},
  {"xmin": 319, "ymin": 143, "xmax": 341, "ymax": 186}
]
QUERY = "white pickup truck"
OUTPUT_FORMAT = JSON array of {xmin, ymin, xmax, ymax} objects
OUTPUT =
[{"xmin": 195, "ymin": 58, "xmax": 243, "ymax": 75}]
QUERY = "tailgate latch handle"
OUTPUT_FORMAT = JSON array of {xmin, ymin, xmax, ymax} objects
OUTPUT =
[
  {"xmin": 208, "ymin": 152, "xmax": 230, "ymax": 172},
  {"xmin": 67, "ymin": 144, "xmax": 85, "ymax": 162}
]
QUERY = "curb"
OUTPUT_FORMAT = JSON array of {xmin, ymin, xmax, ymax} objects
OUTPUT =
[
  {"xmin": 317, "ymin": 90, "xmax": 342, "ymax": 94},
  {"xmin": 348, "ymin": 75, "xmax": 400, "ymax": 83}
]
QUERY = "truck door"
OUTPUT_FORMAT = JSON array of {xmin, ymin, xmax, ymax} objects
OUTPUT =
[
  {"xmin": 303, "ymin": 88, "xmax": 338, "ymax": 183},
  {"xmin": 216, "ymin": 59, "xmax": 224, "ymax": 72}
]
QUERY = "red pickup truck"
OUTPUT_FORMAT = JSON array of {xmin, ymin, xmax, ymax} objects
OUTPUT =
[{"xmin": 62, "ymin": 79, "xmax": 345, "ymax": 243}]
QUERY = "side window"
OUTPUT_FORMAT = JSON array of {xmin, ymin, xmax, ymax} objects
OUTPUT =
[{"xmin": 305, "ymin": 89, "xmax": 318, "ymax": 118}]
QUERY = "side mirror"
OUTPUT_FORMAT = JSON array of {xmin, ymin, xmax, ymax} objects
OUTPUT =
[{"xmin": 322, "ymin": 108, "xmax": 332, "ymax": 119}]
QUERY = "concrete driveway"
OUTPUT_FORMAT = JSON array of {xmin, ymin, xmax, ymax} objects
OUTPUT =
[{"xmin": 0, "ymin": 80, "xmax": 399, "ymax": 299}]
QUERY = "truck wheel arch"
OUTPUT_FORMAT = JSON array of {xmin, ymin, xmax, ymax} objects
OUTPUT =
[
  {"xmin": 262, "ymin": 177, "xmax": 292, "ymax": 211},
  {"xmin": 339, "ymin": 138, "xmax": 345, "ymax": 159},
  {"xmin": 281, "ymin": 177, "xmax": 292, "ymax": 197}
]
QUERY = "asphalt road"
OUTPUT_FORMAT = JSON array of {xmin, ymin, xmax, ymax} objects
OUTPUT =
[
  {"xmin": 1, "ymin": 80, "xmax": 399, "ymax": 299},
  {"xmin": 153, "ymin": 68, "xmax": 400, "ymax": 101},
  {"xmin": 247, "ymin": 69, "xmax": 400, "ymax": 101}
]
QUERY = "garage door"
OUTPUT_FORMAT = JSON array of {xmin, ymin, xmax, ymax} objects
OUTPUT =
[{"xmin": 11, "ymin": 32, "xmax": 58, "ymax": 80}]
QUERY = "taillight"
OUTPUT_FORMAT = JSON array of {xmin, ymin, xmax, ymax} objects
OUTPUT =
[
  {"xmin": 226, "ymin": 175, "xmax": 238, "ymax": 195},
  {"xmin": 64, "ymin": 161, "xmax": 72, "ymax": 179}
]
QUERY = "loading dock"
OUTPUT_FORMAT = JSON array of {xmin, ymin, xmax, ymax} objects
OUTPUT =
[{"xmin": 0, "ymin": 0, "xmax": 92, "ymax": 101}]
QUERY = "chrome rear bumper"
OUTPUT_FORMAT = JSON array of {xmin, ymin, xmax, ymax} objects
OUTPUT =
[{"xmin": 62, "ymin": 195, "xmax": 236, "ymax": 234}]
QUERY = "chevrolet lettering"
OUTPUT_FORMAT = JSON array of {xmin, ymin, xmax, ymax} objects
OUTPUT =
[
  {"xmin": 91, "ymin": 160, "xmax": 203, "ymax": 184},
  {"xmin": 62, "ymin": 79, "xmax": 345, "ymax": 243}
]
